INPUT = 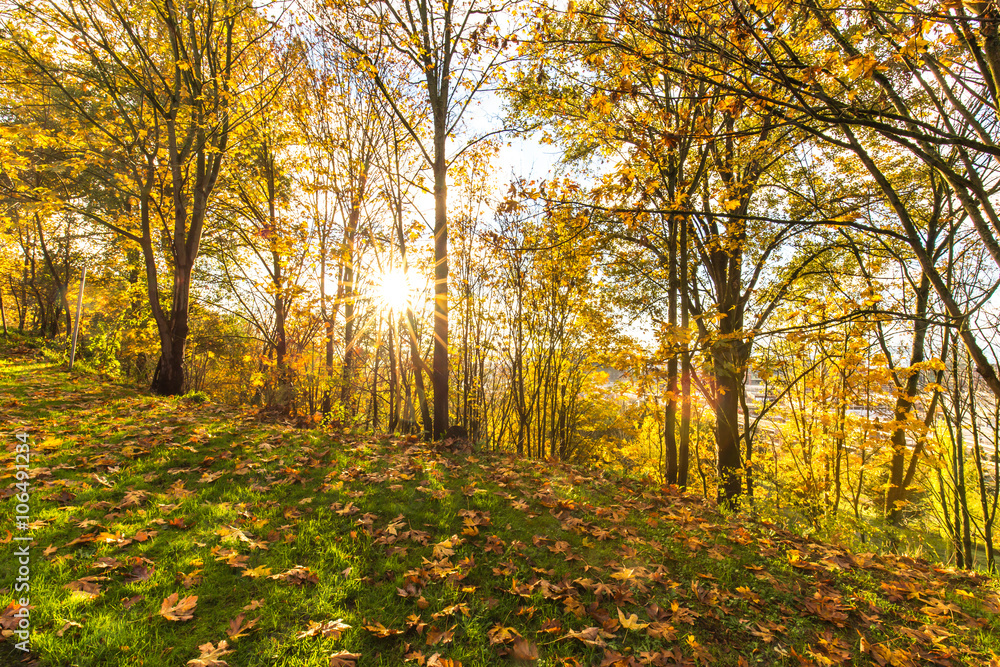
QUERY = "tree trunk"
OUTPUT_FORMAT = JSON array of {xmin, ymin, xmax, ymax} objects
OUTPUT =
[
  {"xmin": 678, "ymin": 219, "xmax": 691, "ymax": 488},
  {"xmin": 388, "ymin": 318, "xmax": 399, "ymax": 432},
  {"xmin": 431, "ymin": 118, "xmax": 449, "ymax": 438},
  {"xmin": 714, "ymin": 347, "xmax": 744, "ymax": 505},
  {"xmin": 885, "ymin": 273, "xmax": 931, "ymax": 524},
  {"xmin": 664, "ymin": 214, "xmax": 679, "ymax": 485}
]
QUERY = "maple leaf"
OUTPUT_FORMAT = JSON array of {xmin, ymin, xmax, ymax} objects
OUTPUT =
[
  {"xmin": 404, "ymin": 649, "xmax": 426, "ymax": 664},
  {"xmin": 179, "ymin": 570, "xmax": 203, "ymax": 588},
  {"xmin": 511, "ymin": 637, "xmax": 539, "ymax": 661},
  {"xmin": 425, "ymin": 625, "xmax": 456, "ymax": 646},
  {"xmin": 328, "ymin": 652, "xmax": 361, "ymax": 667},
  {"xmin": 226, "ymin": 613, "xmax": 259, "ymax": 639},
  {"xmin": 364, "ymin": 620, "xmax": 402, "ymax": 637},
  {"xmin": 617, "ymin": 607, "xmax": 649, "ymax": 630},
  {"xmin": 432, "ymin": 539, "xmax": 455, "ymax": 559},
  {"xmin": 124, "ymin": 563, "xmax": 153, "ymax": 583},
  {"xmin": 269, "ymin": 565, "xmax": 318, "ymax": 585},
  {"xmin": 56, "ymin": 620, "xmax": 83, "ymax": 637},
  {"xmin": 564, "ymin": 626, "xmax": 612, "ymax": 647},
  {"xmin": 243, "ymin": 565, "xmax": 273, "ymax": 579},
  {"xmin": 64, "ymin": 576, "xmax": 104, "ymax": 598},
  {"xmin": 119, "ymin": 489, "xmax": 148, "ymax": 508},
  {"xmin": 297, "ymin": 618, "xmax": 350, "ymax": 640},
  {"xmin": 93, "ymin": 556, "xmax": 122, "ymax": 569},
  {"xmin": 187, "ymin": 641, "xmax": 233, "ymax": 667},
  {"xmin": 159, "ymin": 593, "xmax": 198, "ymax": 621},
  {"xmin": 487, "ymin": 624, "xmax": 520, "ymax": 644},
  {"xmin": 426, "ymin": 654, "xmax": 462, "ymax": 667}
]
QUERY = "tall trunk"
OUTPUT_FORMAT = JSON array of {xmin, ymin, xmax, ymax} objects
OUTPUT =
[
  {"xmin": 406, "ymin": 307, "xmax": 433, "ymax": 434},
  {"xmin": 388, "ymin": 318, "xmax": 399, "ymax": 432},
  {"xmin": 151, "ymin": 267, "xmax": 193, "ymax": 395},
  {"xmin": 715, "ymin": 366, "xmax": 742, "ymax": 504},
  {"xmin": 431, "ymin": 115, "xmax": 449, "ymax": 438},
  {"xmin": 885, "ymin": 273, "xmax": 931, "ymax": 524},
  {"xmin": 664, "ymin": 214, "xmax": 679, "ymax": 485},
  {"xmin": 341, "ymin": 202, "xmax": 360, "ymax": 411},
  {"xmin": 33, "ymin": 214, "xmax": 71, "ymax": 339},
  {"xmin": 0, "ymin": 285, "xmax": 7, "ymax": 336},
  {"xmin": 371, "ymin": 335, "xmax": 381, "ymax": 431},
  {"xmin": 679, "ymin": 219, "xmax": 691, "ymax": 489},
  {"xmin": 266, "ymin": 151, "xmax": 288, "ymax": 376}
]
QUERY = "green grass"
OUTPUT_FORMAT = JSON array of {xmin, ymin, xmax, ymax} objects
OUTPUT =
[{"xmin": 1, "ymin": 344, "xmax": 999, "ymax": 666}]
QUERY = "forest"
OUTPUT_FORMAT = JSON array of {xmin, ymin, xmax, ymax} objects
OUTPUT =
[{"xmin": 3, "ymin": 0, "xmax": 1000, "ymax": 578}]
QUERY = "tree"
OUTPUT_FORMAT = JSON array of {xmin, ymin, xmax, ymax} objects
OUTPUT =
[
  {"xmin": 668, "ymin": 0, "xmax": 1000, "ymax": 399},
  {"xmin": 321, "ymin": 0, "xmax": 514, "ymax": 437},
  {"xmin": 2, "ymin": 0, "xmax": 280, "ymax": 394},
  {"xmin": 512, "ymin": 0, "xmax": 830, "ymax": 504}
]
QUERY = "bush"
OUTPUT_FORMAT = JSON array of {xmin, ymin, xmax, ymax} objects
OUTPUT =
[{"xmin": 183, "ymin": 390, "xmax": 210, "ymax": 404}]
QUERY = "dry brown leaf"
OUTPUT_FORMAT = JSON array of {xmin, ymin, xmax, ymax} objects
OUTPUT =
[
  {"xmin": 187, "ymin": 640, "xmax": 233, "ymax": 667},
  {"xmin": 226, "ymin": 612, "xmax": 259, "ymax": 639},
  {"xmin": 328, "ymin": 652, "xmax": 361, "ymax": 667},
  {"xmin": 511, "ymin": 636, "xmax": 539, "ymax": 661},
  {"xmin": 159, "ymin": 592, "xmax": 198, "ymax": 621},
  {"xmin": 297, "ymin": 618, "xmax": 350, "ymax": 640}
]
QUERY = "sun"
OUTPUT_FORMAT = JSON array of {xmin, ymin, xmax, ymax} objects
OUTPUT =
[{"xmin": 376, "ymin": 268, "xmax": 411, "ymax": 313}]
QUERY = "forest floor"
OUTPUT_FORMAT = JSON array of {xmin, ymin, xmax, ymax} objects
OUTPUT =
[{"xmin": 1, "ymin": 341, "xmax": 999, "ymax": 666}]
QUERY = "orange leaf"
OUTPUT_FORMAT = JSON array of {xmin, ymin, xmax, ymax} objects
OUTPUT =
[{"xmin": 159, "ymin": 593, "xmax": 198, "ymax": 622}]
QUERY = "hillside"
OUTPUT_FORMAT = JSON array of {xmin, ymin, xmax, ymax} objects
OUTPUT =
[{"xmin": 1, "ymin": 350, "xmax": 998, "ymax": 667}]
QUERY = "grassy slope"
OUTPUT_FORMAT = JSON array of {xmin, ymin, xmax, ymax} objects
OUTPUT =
[{"xmin": 0, "ymin": 345, "xmax": 998, "ymax": 667}]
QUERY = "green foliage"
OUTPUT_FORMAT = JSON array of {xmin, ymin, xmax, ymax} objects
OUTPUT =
[{"xmin": 2, "ymin": 360, "xmax": 998, "ymax": 666}]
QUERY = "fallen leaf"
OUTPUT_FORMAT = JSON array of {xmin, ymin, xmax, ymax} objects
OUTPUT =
[
  {"xmin": 297, "ymin": 618, "xmax": 351, "ymax": 640},
  {"xmin": 270, "ymin": 565, "xmax": 318, "ymax": 585},
  {"xmin": 124, "ymin": 563, "xmax": 153, "ymax": 583},
  {"xmin": 511, "ymin": 636, "xmax": 539, "ymax": 661},
  {"xmin": 187, "ymin": 640, "xmax": 233, "ymax": 667},
  {"xmin": 226, "ymin": 613, "xmax": 259, "ymax": 639},
  {"xmin": 328, "ymin": 652, "xmax": 361, "ymax": 667},
  {"xmin": 617, "ymin": 607, "xmax": 649, "ymax": 630},
  {"xmin": 122, "ymin": 595, "xmax": 143, "ymax": 609},
  {"xmin": 365, "ymin": 620, "xmax": 403, "ymax": 637},
  {"xmin": 56, "ymin": 620, "xmax": 83, "ymax": 637},
  {"xmin": 159, "ymin": 593, "xmax": 198, "ymax": 622}
]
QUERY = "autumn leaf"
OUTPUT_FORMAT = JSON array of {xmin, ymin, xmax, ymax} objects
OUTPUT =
[
  {"xmin": 617, "ymin": 607, "xmax": 649, "ymax": 630},
  {"xmin": 56, "ymin": 620, "xmax": 83, "ymax": 637},
  {"xmin": 187, "ymin": 640, "xmax": 233, "ymax": 667},
  {"xmin": 328, "ymin": 652, "xmax": 361, "ymax": 667},
  {"xmin": 269, "ymin": 565, "xmax": 318, "ymax": 585},
  {"xmin": 124, "ymin": 563, "xmax": 153, "ymax": 583},
  {"xmin": 242, "ymin": 565, "xmax": 273, "ymax": 579},
  {"xmin": 226, "ymin": 613, "xmax": 259, "ymax": 639},
  {"xmin": 122, "ymin": 595, "xmax": 143, "ymax": 609},
  {"xmin": 487, "ymin": 624, "xmax": 519, "ymax": 645},
  {"xmin": 93, "ymin": 556, "xmax": 123, "ymax": 569},
  {"xmin": 64, "ymin": 576, "xmax": 103, "ymax": 598},
  {"xmin": 564, "ymin": 626, "xmax": 612, "ymax": 647},
  {"xmin": 297, "ymin": 618, "xmax": 351, "ymax": 640},
  {"xmin": 425, "ymin": 625, "xmax": 456, "ymax": 646},
  {"xmin": 364, "ymin": 620, "xmax": 402, "ymax": 637},
  {"xmin": 511, "ymin": 636, "xmax": 539, "ymax": 661},
  {"xmin": 432, "ymin": 539, "xmax": 455, "ymax": 559},
  {"xmin": 426, "ymin": 654, "xmax": 462, "ymax": 667},
  {"xmin": 159, "ymin": 593, "xmax": 198, "ymax": 621}
]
